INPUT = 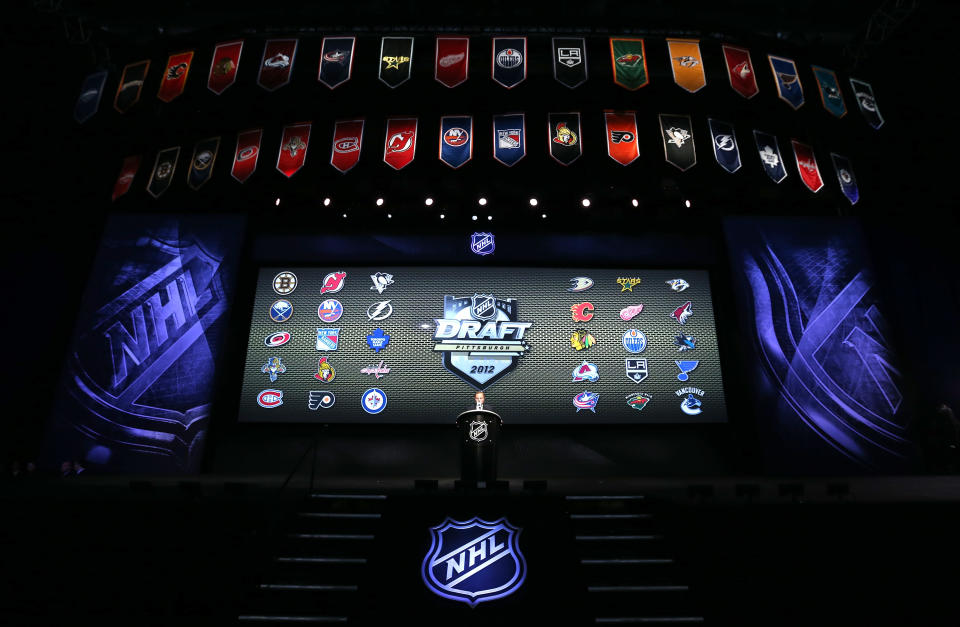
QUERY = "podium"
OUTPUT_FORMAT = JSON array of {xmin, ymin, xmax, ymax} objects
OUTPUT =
[{"xmin": 455, "ymin": 409, "xmax": 503, "ymax": 484}]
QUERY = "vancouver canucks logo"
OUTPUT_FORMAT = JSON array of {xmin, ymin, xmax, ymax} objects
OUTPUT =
[
  {"xmin": 433, "ymin": 294, "xmax": 531, "ymax": 390},
  {"xmin": 422, "ymin": 517, "xmax": 526, "ymax": 606}
]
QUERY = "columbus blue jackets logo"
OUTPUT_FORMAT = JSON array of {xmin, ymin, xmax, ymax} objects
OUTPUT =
[
  {"xmin": 422, "ymin": 517, "xmax": 526, "ymax": 606},
  {"xmin": 573, "ymin": 391, "xmax": 599, "ymax": 412},
  {"xmin": 433, "ymin": 294, "xmax": 531, "ymax": 390}
]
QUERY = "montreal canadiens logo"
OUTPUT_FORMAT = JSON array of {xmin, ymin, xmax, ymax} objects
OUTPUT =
[
  {"xmin": 264, "ymin": 331, "xmax": 291, "ymax": 347},
  {"xmin": 444, "ymin": 127, "xmax": 469, "ymax": 147},
  {"xmin": 257, "ymin": 389, "xmax": 283, "ymax": 408},
  {"xmin": 334, "ymin": 137, "xmax": 359, "ymax": 153}
]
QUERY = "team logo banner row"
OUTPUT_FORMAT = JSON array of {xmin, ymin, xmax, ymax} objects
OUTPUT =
[
  {"xmin": 114, "ymin": 116, "xmax": 858, "ymax": 204},
  {"xmin": 81, "ymin": 37, "xmax": 882, "ymax": 129}
]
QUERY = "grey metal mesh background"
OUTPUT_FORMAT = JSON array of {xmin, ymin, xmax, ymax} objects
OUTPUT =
[{"xmin": 239, "ymin": 267, "xmax": 727, "ymax": 424}]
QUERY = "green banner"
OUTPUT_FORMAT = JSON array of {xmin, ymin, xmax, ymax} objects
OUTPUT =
[{"xmin": 610, "ymin": 38, "xmax": 649, "ymax": 90}]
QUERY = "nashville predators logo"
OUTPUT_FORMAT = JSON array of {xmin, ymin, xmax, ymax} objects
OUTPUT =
[
  {"xmin": 383, "ymin": 56, "xmax": 410, "ymax": 70},
  {"xmin": 552, "ymin": 122, "xmax": 578, "ymax": 146},
  {"xmin": 213, "ymin": 57, "xmax": 236, "ymax": 76}
]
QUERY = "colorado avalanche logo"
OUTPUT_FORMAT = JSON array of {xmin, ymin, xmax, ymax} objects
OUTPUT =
[{"xmin": 422, "ymin": 517, "xmax": 526, "ymax": 606}]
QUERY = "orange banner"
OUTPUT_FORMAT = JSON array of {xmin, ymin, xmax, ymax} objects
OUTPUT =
[{"xmin": 666, "ymin": 39, "xmax": 706, "ymax": 93}]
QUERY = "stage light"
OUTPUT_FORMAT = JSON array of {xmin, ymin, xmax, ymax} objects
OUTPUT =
[
  {"xmin": 439, "ymin": 213, "xmax": 445, "ymax": 219},
  {"xmin": 685, "ymin": 199, "xmax": 691, "ymax": 208},
  {"xmin": 323, "ymin": 198, "xmax": 331, "ymax": 206},
  {"xmin": 275, "ymin": 198, "xmax": 280, "ymax": 206},
  {"xmin": 487, "ymin": 215, "xmax": 492, "ymax": 221},
  {"xmin": 529, "ymin": 198, "xmax": 538, "ymax": 206},
  {"xmin": 387, "ymin": 213, "xmax": 392, "ymax": 219},
  {"xmin": 342, "ymin": 213, "xmax": 347, "ymax": 218},
  {"xmin": 471, "ymin": 215, "xmax": 477, "ymax": 221},
  {"xmin": 420, "ymin": 323, "xmax": 430, "ymax": 329},
  {"xmin": 425, "ymin": 197, "xmax": 434, "ymax": 206},
  {"xmin": 478, "ymin": 197, "xmax": 487, "ymax": 206},
  {"xmin": 581, "ymin": 198, "xmax": 591, "ymax": 207},
  {"xmin": 541, "ymin": 213, "xmax": 547, "ymax": 219},
  {"xmin": 376, "ymin": 198, "xmax": 384, "ymax": 206},
  {"xmin": 631, "ymin": 199, "xmax": 639, "ymax": 207}
]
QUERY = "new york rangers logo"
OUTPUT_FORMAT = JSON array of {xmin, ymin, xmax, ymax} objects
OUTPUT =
[{"xmin": 422, "ymin": 517, "xmax": 526, "ymax": 606}]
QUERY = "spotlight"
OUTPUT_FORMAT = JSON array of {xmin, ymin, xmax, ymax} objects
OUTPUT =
[
  {"xmin": 323, "ymin": 198, "xmax": 331, "ymax": 206},
  {"xmin": 471, "ymin": 215, "xmax": 477, "ymax": 221},
  {"xmin": 439, "ymin": 213, "xmax": 445, "ymax": 219},
  {"xmin": 342, "ymin": 213, "xmax": 347, "ymax": 218},
  {"xmin": 581, "ymin": 198, "xmax": 591, "ymax": 208},
  {"xmin": 425, "ymin": 197, "xmax": 434, "ymax": 206},
  {"xmin": 684, "ymin": 199, "xmax": 691, "ymax": 208},
  {"xmin": 376, "ymin": 198, "xmax": 384, "ymax": 206},
  {"xmin": 275, "ymin": 198, "xmax": 280, "ymax": 206},
  {"xmin": 529, "ymin": 198, "xmax": 538, "ymax": 207},
  {"xmin": 420, "ymin": 323, "xmax": 430, "ymax": 329},
  {"xmin": 487, "ymin": 215, "xmax": 492, "ymax": 221},
  {"xmin": 478, "ymin": 197, "xmax": 487, "ymax": 206},
  {"xmin": 387, "ymin": 213, "xmax": 392, "ymax": 219},
  {"xmin": 631, "ymin": 199, "xmax": 639, "ymax": 207},
  {"xmin": 541, "ymin": 213, "xmax": 547, "ymax": 219}
]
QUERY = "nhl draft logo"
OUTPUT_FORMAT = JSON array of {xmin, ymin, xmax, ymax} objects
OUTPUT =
[
  {"xmin": 471, "ymin": 232, "xmax": 496, "ymax": 256},
  {"xmin": 469, "ymin": 420, "xmax": 488, "ymax": 442},
  {"xmin": 433, "ymin": 294, "xmax": 531, "ymax": 390},
  {"xmin": 422, "ymin": 517, "xmax": 526, "ymax": 606}
]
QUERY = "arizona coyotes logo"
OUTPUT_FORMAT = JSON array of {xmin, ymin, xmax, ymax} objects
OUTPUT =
[
  {"xmin": 722, "ymin": 45, "xmax": 758, "ymax": 99},
  {"xmin": 733, "ymin": 61, "xmax": 750, "ymax": 78}
]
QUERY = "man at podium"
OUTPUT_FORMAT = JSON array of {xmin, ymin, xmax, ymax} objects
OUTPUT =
[{"xmin": 456, "ymin": 391, "xmax": 503, "ymax": 484}]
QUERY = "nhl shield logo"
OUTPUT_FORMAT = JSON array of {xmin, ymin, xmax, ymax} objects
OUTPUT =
[
  {"xmin": 471, "ymin": 293, "xmax": 496, "ymax": 320},
  {"xmin": 471, "ymin": 232, "xmax": 495, "ymax": 255},
  {"xmin": 422, "ymin": 517, "xmax": 526, "ymax": 606}
]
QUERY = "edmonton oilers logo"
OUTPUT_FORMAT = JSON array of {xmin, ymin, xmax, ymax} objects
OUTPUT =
[
  {"xmin": 422, "ymin": 517, "xmax": 526, "ymax": 606},
  {"xmin": 496, "ymin": 48, "xmax": 523, "ymax": 69}
]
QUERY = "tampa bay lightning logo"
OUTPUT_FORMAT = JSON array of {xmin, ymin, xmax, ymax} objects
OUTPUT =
[{"xmin": 422, "ymin": 517, "xmax": 526, "ymax": 607}]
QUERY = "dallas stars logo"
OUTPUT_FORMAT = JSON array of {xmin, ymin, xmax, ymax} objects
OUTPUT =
[{"xmin": 383, "ymin": 56, "xmax": 410, "ymax": 70}]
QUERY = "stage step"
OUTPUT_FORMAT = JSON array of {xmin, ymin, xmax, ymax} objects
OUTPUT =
[
  {"xmin": 237, "ymin": 494, "xmax": 388, "ymax": 625},
  {"xmin": 566, "ymin": 496, "xmax": 707, "ymax": 624}
]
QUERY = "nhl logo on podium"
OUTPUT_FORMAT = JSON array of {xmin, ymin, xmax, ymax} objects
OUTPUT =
[
  {"xmin": 422, "ymin": 517, "xmax": 526, "ymax": 606},
  {"xmin": 469, "ymin": 419, "xmax": 488, "ymax": 442}
]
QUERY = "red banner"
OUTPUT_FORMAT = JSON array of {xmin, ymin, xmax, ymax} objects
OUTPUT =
[
  {"xmin": 258, "ymin": 39, "xmax": 298, "ymax": 91},
  {"xmin": 791, "ymin": 140, "xmax": 824, "ymax": 193},
  {"xmin": 604, "ymin": 111, "xmax": 640, "ymax": 166},
  {"xmin": 157, "ymin": 51, "xmax": 193, "ymax": 102},
  {"xmin": 331, "ymin": 119, "xmax": 364, "ymax": 173},
  {"xmin": 277, "ymin": 123, "xmax": 311, "ymax": 178},
  {"xmin": 383, "ymin": 117, "xmax": 418, "ymax": 170},
  {"xmin": 721, "ymin": 45, "xmax": 759, "ymax": 99},
  {"xmin": 231, "ymin": 129, "xmax": 262, "ymax": 182},
  {"xmin": 435, "ymin": 37, "xmax": 469, "ymax": 88},
  {"xmin": 208, "ymin": 40, "xmax": 243, "ymax": 94},
  {"xmin": 111, "ymin": 155, "xmax": 141, "ymax": 201}
]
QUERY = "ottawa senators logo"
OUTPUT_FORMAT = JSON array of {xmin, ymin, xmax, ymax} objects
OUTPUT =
[{"xmin": 552, "ymin": 122, "xmax": 578, "ymax": 146}]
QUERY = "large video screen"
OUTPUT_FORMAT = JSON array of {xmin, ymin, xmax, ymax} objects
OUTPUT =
[{"xmin": 239, "ymin": 267, "xmax": 727, "ymax": 424}]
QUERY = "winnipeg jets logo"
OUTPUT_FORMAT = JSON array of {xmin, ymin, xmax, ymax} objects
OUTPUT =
[{"xmin": 666, "ymin": 127, "xmax": 691, "ymax": 147}]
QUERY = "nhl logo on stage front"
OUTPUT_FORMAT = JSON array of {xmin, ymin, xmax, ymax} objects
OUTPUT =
[{"xmin": 422, "ymin": 517, "xmax": 526, "ymax": 606}]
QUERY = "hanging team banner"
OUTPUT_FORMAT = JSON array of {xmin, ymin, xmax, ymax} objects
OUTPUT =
[
  {"xmin": 660, "ymin": 114, "xmax": 696, "ymax": 171},
  {"xmin": 435, "ymin": 37, "xmax": 469, "ymax": 88},
  {"xmin": 811, "ymin": 65, "xmax": 846, "ymax": 118},
  {"xmin": 491, "ymin": 37, "xmax": 526, "ymax": 88},
  {"xmin": 74, "ymin": 70, "xmax": 107, "ymax": 123},
  {"xmin": 830, "ymin": 153, "xmax": 859, "ymax": 205},
  {"xmin": 111, "ymin": 155, "xmax": 141, "ymax": 201},
  {"xmin": 552, "ymin": 37, "xmax": 587, "ymax": 88},
  {"xmin": 383, "ymin": 117, "xmax": 418, "ymax": 170},
  {"xmin": 231, "ymin": 129, "xmax": 262, "ymax": 183},
  {"xmin": 721, "ymin": 45, "xmax": 758, "ymax": 99},
  {"xmin": 439, "ymin": 115, "xmax": 473, "ymax": 169},
  {"xmin": 753, "ymin": 130, "xmax": 787, "ymax": 183},
  {"xmin": 666, "ymin": 38, "xmax": 706, "ymax": 93},
  {"xmin": 548, "ymin": 112, "xmax": 582, "ymax": 166},
  {"xmin": 157, "ymin": 51, "xmax": 194, "ymax": 102},
  {"xmin": 208, "ymin": 40, "xmax": 243, "ymax": 94},
  {"xmin": 277, "ymin": 122, "xmax": 311, "ymax": 178},
  {"xmin": 258, "ymin": 39, "xmax": 297, "ymax": 91},
  {"xmin": 187, "ymin": 137, "xmax": 220, "ymax": 190},
  {"xmin": 331, "ymin": 119, "xmax": 364, "ymax": 173},
  {"xmin": 113, "ymin": 60, "xmax": 150, "ymax": 113},
  {"xmin": 146, "ymin": 146, "xmax": 180, "ymax": 198},
  {"xmin": 318, "ymin": 37, "xmax": 356, "ymax": 89},
  {"xmin": 379, "ymin": 37, "xmax": 414, "ymax": 88},
  {"xmin": 610, "ymin": 38, "xmax": 649, "ymax": 90},
  {"xmin": 604, "ymin": 111, "xmax": 639, "ymax": 166},
  {"xmin": 707, "ymin": 118, "xmax": 741, "ymax": 173},
  {"xmin": 492, "ymin": 113, "xmax": 526, "ymax": 166},
  {"xmin": 791, "ymin": 140, "xmax": 824, "ymax": 193},
  {"xmin": 849, "ymin": 78, "xmax": 884, "ymax": 129},
  {"xmin": 768, "ymin": 55, "xmax": 804, "ymax": 110}
]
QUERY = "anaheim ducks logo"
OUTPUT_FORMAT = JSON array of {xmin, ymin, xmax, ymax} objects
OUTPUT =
[
  {"xmin": 213, "ymin": 57, "xmax": 235, "ymax": 76},
  {"xmin": 552, "ymin": 122, "xmax": 578, "ymax": 146},
  {"xmin": 283, "ymin": 135, "xmax": 307, "ymax": 157}
]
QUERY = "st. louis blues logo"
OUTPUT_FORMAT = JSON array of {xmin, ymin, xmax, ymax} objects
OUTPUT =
[{"xmin": 421, "ymin": 517, "xmax": 526, "ymax": 606}]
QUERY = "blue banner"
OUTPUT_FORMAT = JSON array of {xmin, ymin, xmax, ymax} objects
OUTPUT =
[
  {"xmin": 73, "ymin": 70, "xmax": 108, "ymax": 124},
  {"xmin": 439, "ymin": 115, "xmax": 473, "ymax": 169},
  {"xmin": 830, "ymin": 153, "xmax": 859, "ymax": 205},
  {"xmin": 753, "ymin": 130, "xmax": 787, "ymax": 183},
  {"xmin": 491, "ymin": 37, "xmax": 526, "ymax": 88},
  {"xmin": 493, "ymin": 113, "xmax": 526, "ymax": 166},
  {"xmin": 768, "ymin": 55, "xmax": 804, "ymax": 110},
  {"xmin": 812, "ymin": 65, "xmax": 847, "ymax": 118},
  {"xmin": 707, "ymin": 118, "xmax": 741, "ymax": 173}
]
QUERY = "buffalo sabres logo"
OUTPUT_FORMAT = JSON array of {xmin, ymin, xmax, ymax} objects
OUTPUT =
[
  {"xmin": 433, "ymin": 294, "xmax": 531, "ymax": 389},
  {"xmin": 422, "ymin": 518, "xmax": 526, "ymax": 606}
]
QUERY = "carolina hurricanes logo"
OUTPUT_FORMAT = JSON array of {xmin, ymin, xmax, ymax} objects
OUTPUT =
[
  {"xmin": 118, "ymin": 172, "xmax": 135, "ymax": 185},
  {"xmin": 386, "ymin": 131, "xmax": 415, "ymax": 153},
  {"xmin": 335, "ymin": 137, "xmax": 360, "ymax": 153},
  {"xmin": 237, "ymin": 146, "xmax": 258, "ymax": 161},
  {"xmin": 733, "ymin": 60, "xmax": 751, "ymax": 78},
  {"xmin": 443, "ymin": 128, "xmax": 469, "ymax": 147}
]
